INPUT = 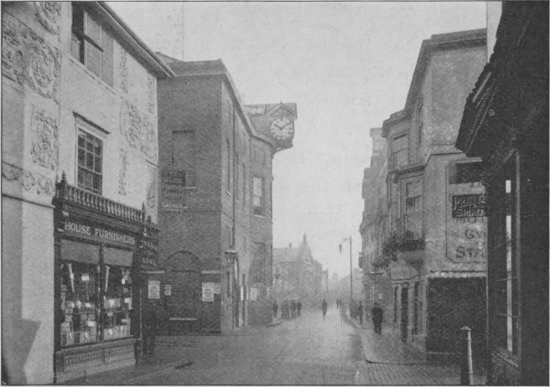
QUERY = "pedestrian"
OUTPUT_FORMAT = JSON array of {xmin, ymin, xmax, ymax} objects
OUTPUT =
[
  {"xmin": 371, "ymin": 302, "xmax": 384, "ymax": 334},
  {"xmin": 322, "ymin": 299, "xmax": 327, "ymax": 319},
  {"xmin": 142, "ymin": 301, "xmax": 159, "ymax": 356},
  {"xmin": 297, "ymin": 299, "xmax": 302, "ymax": 317},
  {"xmin": 336, "ymin": 298, "xmax": 339, "ymax": 309},
  {"xmin": 358, "ymin": 301, "xmax": 364, "ymax": 325},
  {"xmin": 273, "ymin": 300, "xmax": 278, "ymax": 318},
  {"xmin": 290, "ymin": 299, "xmax": 296, "ymax": 318}
]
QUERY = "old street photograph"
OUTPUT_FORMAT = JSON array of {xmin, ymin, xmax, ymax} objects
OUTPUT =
[{"xmin": 1, "ymin": 1, "xmax": 548, "ymax": 385}]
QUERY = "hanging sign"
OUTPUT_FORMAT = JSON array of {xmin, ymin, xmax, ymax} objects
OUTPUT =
[{"xmin": 148, "ymin": 280, "xmax": 160, "ymax": 299}]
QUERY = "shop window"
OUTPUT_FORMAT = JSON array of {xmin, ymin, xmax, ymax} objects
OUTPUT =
[
  {"xmin": 71, "ymin": 3, "xmax": 114, "ymax": 86},
  {"xmin": 449, "ymin": 161, "xmax": 484, "ymax": 185},
  {"xmin": 77, "ymin": 129, "xmax": 103, "ymax": 195},
  {"xmin": 58, "ymin": 241, "xmax": 133, "ymax": 348},
  {"xmin": 173, "ymin": 130, "xmax": 196, "ymax": 187},
  {"xmin": 253, "ymin": 176, "xmax": 264, "ymax": 216},
  {"xmin": 489, "ymin": 156, "xmax": 519, "ymax": 354}
]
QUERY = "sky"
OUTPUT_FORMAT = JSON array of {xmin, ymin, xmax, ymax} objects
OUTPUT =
[{"xmin": 108, "ymin": 1, "xmax": 487, "ymax": 277}]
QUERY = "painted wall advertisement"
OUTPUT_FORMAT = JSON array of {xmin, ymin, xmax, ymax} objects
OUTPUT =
[
  {"xmin": 161, "ymin": 169, "xmax": 186, "ymax": 212},
  {"xmin": 447, "ymin": 179, "xmax": 487, "ymax": 264}
]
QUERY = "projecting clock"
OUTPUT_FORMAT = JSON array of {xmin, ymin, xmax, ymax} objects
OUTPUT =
[{"xmin": 269, "ymin": 117, "xmax": 294, "ymax": 140}]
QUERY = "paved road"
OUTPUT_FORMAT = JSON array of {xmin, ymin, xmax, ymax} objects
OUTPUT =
[{"xmin": 130, "ymin": 307, "xmax": 363, "ymax": 385}]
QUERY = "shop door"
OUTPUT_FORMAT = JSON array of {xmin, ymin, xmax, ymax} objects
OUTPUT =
[{"xmin": 401, "ymin": 287, "xmax": 409, "ymax": 342}]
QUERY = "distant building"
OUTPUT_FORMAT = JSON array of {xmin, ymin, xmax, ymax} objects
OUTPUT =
[
  {"xmin": 457, "ymin": 2, "xmax": 548, "ymax": 384},
  {"xmin": 2, "ymin": 2, "xmax": 172, "ymax": 383},
  {"xmin": 273, "ymin": 235, "xmax": 325, "ymax": 307},
  {"xmin": 156, "ymin": 56, "xmax": 297, "ymax": 332},
  {"xmin": 359, "ymin": 128, "xmax": 393, "ymax": 321},
  {"xmin": 381, "ymin": 29, "xmax": 487, "ymax": 359}
]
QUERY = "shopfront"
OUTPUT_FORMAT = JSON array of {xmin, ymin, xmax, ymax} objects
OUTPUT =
[{"xmin": 53, "ymin": 178, "xmax": 159, "ymax": 382}]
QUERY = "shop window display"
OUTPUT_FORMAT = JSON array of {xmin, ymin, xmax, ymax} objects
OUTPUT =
[
  {"xmin": 60, "ymin": 262, "xmax": 100, "ymax": 346},
  {"xmin": 59, "ymin": 261, "xmax": 133, "ymax": 347},
  {"xmin": 103, "ymin": 266, "xmax": 132, "ymax": 341}
]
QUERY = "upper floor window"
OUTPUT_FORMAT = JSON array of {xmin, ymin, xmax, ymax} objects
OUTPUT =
[
  {"xmin": 77, "ymin": 129, "xmax": 103, "ymax": 195},
  {"xmin": 253, "ymin": 176, "xmax": 264, "ymax": 216},
  {"xmin": 393, "ymin": 134, "xmax": 409, "ymax": 168},
  {"xmin": 404, "ymin": 180, "xmax": 422, "ymax": 237},
  {"xmin": 417, "ymin": 99, "xmax": 424, "ymax": 146},
  {"xmin": 71, "ymin": 3, "xmax": 114, "ymax": 86}
]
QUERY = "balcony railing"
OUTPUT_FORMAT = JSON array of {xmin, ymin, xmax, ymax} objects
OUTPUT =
[{"xmin": 55, "ymin": 173, "xmax": 143, "ymax": 224}]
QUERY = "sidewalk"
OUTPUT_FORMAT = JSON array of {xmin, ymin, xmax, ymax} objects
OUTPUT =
[
  {"xmin": 62, "ymin": 320, "xmax": 283, "ymax": 385},
  {"xmin": 345, "ymin": 311, "xmax": 486, "ymax": 385}
]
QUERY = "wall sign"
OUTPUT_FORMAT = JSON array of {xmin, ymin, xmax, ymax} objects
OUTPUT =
[
  {"xmin": 164, "ymin": 285, "xmax": 171, "ymax": 296},
  {"xmin": 63, "ymin": 220, "xmax": 136, "ymax": 247},
  {"xmin": 161, "ymin": 169, "xmax": 186, "ymax": 212},
  {"xmin": 452, "ymin": 194, "xmax": 486, "ymax": 218},
  {"xmin": 202, "ymin": 282, "xmax": 215, "ymax": 302},
  {"xmin": 148, "ymin": 280, "xmax": 160, "ymax": 299}
]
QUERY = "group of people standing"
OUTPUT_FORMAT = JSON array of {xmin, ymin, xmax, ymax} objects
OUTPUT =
[
  {"xmin": 357, "ymin": 301, "xmax": 384, "ymax": 334},
  {"xmin": 273, "ymin": 299, "xmax": 302, "ymax": 319}
]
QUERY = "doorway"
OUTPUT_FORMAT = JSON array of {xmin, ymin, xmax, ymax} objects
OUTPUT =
[{"xmin": 401, "ymin": 286, "xmax": 409, "ymax": 342}]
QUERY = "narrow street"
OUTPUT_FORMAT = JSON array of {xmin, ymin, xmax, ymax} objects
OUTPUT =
[
  {"xmin": 129, "ymin": 307, "xmax": 362, "ymax": 385},
  {"xmin": 71, "ymin": 306, "xmax": 475, "ymax": 385}
]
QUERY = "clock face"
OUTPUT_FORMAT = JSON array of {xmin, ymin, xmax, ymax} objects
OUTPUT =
[{"xmin": 269, "ymin": 117, "xmax": 294, "ymax": 140}]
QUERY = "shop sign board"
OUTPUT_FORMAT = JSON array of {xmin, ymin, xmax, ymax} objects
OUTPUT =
[
  {"xmin": 447, "ymin": 180, "xmax": 487, "ymax": 265},
  {"xmin": 63, "ymin": 219, "xmax": 136, "ymax": 247},
  {"xmin": 148, "ymin": 280, "xmax": 160, "ymax": 299},
  {"xmin": 161, "ymin": 169, "xmax": 186, "ymax": 212},
  {"xmin": 202, "ymin": 282, "xmax": 215, "ymax": 302}
]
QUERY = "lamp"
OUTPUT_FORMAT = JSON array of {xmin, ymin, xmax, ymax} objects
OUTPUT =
[{"xmin": 224, "ymin": 249, "xmax": 237, "ymax": 267}]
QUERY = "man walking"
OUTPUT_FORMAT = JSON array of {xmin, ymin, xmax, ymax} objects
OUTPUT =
[
  {"xmin": 371, "ymin": 302, "xmax": 384, "ymax": 334},
  {"xmin": 273, "ymin": 300, "xmax": 278, "ymax": 318},
  {"xmin": 296, "ymin": 299, "xmax": 302, "ymax": 317},
  {"xmin": 358, "ymin": 301, "xmax": 364, "ymax": 325},
  {"xmin": 290, "ymin": 299, "xmax": 296, "ymax": 318},
  {"xmin": 321, "ymin": 299, "xmax": 327, "ymax": 319}
]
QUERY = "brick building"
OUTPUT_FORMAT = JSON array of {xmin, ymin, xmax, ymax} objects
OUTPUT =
[
  {"xmin": 380, "ymin": 29, "xmax": 488, "ymax": 359},
  {"xmin": 457, "ymin": 3, "xmax": 549, "ymax": 384},
  {"xmin": 156, "ymin": 56, "xmax": 297, "ymax": 332},
  {"xmin": 359, "ymin": 128, "xmax": 393, "ymax": 322},
  {"xmin": 2, "ymin": 2, "xmax": 172, "ymax": 383}
]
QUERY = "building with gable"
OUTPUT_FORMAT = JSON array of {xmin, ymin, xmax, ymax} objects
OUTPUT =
[
  {"xmin": 156, "ymin": 56, "xmax": 297, "ymax": 332},
  {"xmin": 2, "ymin": 2, "xmax": 173, "ymax": 383},
  {"xmin": 380, "ymin": 29, "xmax": 488, "ymax": 360},
  {"xmin": 272, "ymin": 235, "xmax": 326, "ymax": 307}
]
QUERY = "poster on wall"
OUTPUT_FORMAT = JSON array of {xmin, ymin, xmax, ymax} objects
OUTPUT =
[
  {"xmin": 213, "ymin": 283, "xmax": 221, "ymax": 294},
  {"xmin": 148, "ymin": 280, "xmax": 160, "ymax": 299},
  {"xmin": 164, "ymin": 284, "xmax": 171, "ymax": 296},
  {"xmin": 202, "ymin": 282, "xmax": 215, "ymax": 302}
]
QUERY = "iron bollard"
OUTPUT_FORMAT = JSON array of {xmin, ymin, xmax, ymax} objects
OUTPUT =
[{"xmin": 460, "ymin": 326, "xmax": 474, "ymax": 385}]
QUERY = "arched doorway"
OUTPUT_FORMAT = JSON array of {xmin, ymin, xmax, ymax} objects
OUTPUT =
[{"xmin": 163, "ymin": 251, "xmax": 201, "ymax": 334}]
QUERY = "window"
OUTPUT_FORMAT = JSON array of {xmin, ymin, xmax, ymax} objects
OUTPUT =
[
  {"xmin": 417, "ymin": 100, "xmax": 423, "ymax": 146},
  {"xmin": 253, "ymin": 176, "xmax": 264, "ymax": 216},
  {"xmin": 77, "ymin": 129, "xmax": 103, "ymax": 195},
  {"xmin": 71, "ymin": 3, "xmax": 113, "ymax": 86},
  {"xmin": 489, "ymin": 156, "xmax": 519, "ymax": 354},
  {"xmin": 235, "ymin": 154, "xmax": 239, "ymax": 201},
  {"xmin": 226, "ymin": 140, "xmax": 231, "ymax": 192},
  {"xmin": 449, "ymin": 161, "xmax": 484, "ymax": 185},
  {"xmin": 58, "ymin": 242, "xmax": 133, "ymax": 348},
  {"xmin": 242, "ymin": 163, "xmax": 246, "ymax": 206},
  {"xmin": 404, "ymin": 180, "xmax": 422, "ymax": 237},
  {"xmin": 393, "ymin": 134, "xmax": 409, "ymax": 168}
]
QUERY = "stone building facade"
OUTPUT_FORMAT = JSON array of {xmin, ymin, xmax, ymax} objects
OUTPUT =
[
  {"xmin": 359, "ymin": 128, "xmax": 393, "ymax": 323},
  {"xmin": 380, "ymin": 29, "xmax": 488, "ymax": 359},
  {"xmin": 457, "ymin": 3, "xmax": 548, "ymax": 384},
  {"xmin": 156, "ymin": 56, "xmax": 297, "ymax": 332},
  {"xmin": 2, "ymin": 2, "xmax": 172, "ymax": 383}
]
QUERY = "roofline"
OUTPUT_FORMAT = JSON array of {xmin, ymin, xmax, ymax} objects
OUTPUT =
[
  {"xmin": 404, "ymin": 28, "xmax": 487, "ymax": 110},
  {"xmin": 166, "ymin": 59, "xmax": 277, "ymax": 150},
  {"xmin": 94, "ymin": 2, "xmax": 174, "ymax": 78}
]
